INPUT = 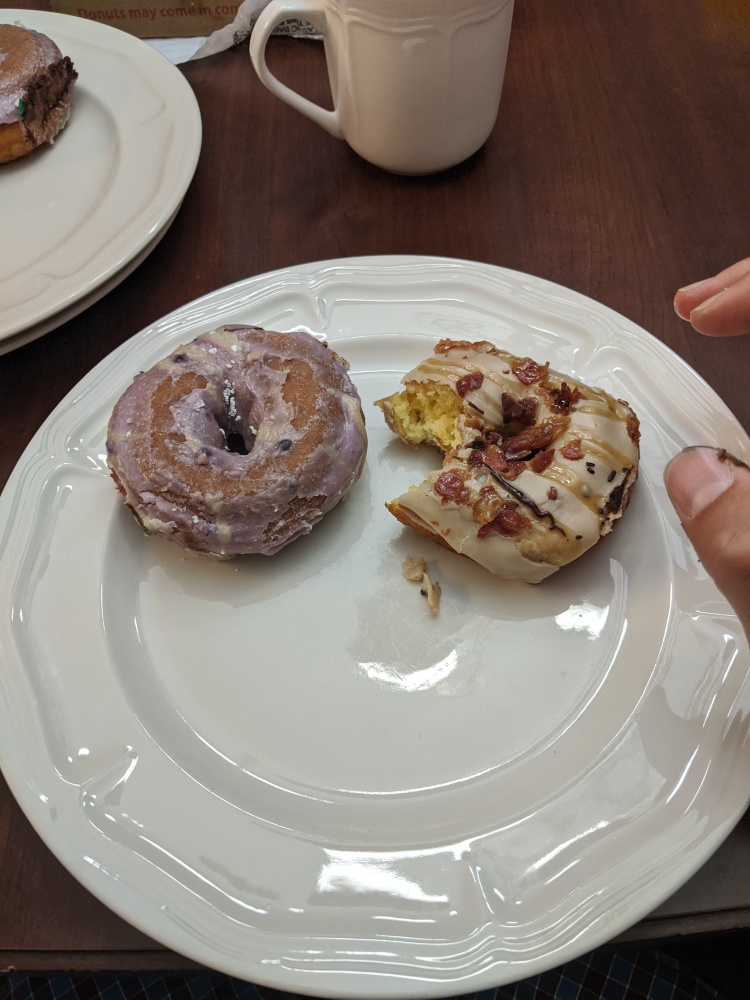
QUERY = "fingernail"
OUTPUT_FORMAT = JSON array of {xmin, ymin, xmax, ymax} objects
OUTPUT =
[
  {"xmin": 674, "ymin": 298, "xmax": 690, "ymax": 320},
  {"xmin": 676, "ymin": 277, "xmax": 716, "ymax": 295},
  {"xmin": 690, "ymin": 287, "xmax": 727, "ymax": 318},
  {"xmin": 664, "ymin": 446, "xmax": 741, "ymax": 520}
]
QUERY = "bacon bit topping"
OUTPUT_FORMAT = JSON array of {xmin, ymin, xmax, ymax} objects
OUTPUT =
[
  {"xmin": 504, "ymin": 416, "xmax": 568, "ymax": 460},
  {"xmin": 456, "ymin": 370, "xmax": 484, "ymax": 397},
  {"xmin": 482, "ymin": 444, "xmax": 511, "ymax": 474},
  {"xmin": 505, "ymin": 463, "xmax": 527, "ymax": 481},
  {"xmin": 434, "ymin": 338, "xmax": 494, "ymax": 355},
  {"xmin": 548, "ymin": 381, "xmax": 583, "ymax": 413},
  {"xmin": 479, "ymin": 461, "xmax": 567, "ymax": 536},
  {"xmin": 478, "ymin": 500, "xmax": 531, "ymax": 538},
  {"xmin": 561, "ymin": 438, "xmax": 585, "ymax": 461},
  {"xmin": 512, "ymin": 357, "xmax": 549, "ymax": 385},
  {"xmin": 547, "ymin": 486, "xmax": 558, "ymax": 500},
  {"xmin": 433, "ymin": 471, "xmax": 470, "ymax": 504},
  {"xmin": 502, "ymin": 392, "xmax": 538, "ymax": 426},
  {"xmin": 483, "ymin": 444, "xmax": 525, "ymax": 480},
  {"xmin": 473, "ymin": 488, "xmax": 504, "ymax": 526},
  {"xmin": 531, "ymin": 449, "xmax": 554, "ymax": 473},
  {"xmin": 434, "ymin": 339, "xmax": 459, "ymax": 354}
]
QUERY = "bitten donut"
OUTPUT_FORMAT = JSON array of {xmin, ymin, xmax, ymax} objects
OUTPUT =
[
  {"xmin": 107, "ymin": 325, "xmax": 367, "ymax": 558},
  {"xmin": 376, "ymin": 339, "xmax": 640, "ymax": 583},
  {"xmin": 0, "ymin": 23, "xmax": 77, "ymax": 165}
]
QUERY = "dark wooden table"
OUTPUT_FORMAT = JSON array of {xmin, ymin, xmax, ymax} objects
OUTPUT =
[{"xmin": 2, "ymin": 0, "xmax": 750, "ymax": 977}]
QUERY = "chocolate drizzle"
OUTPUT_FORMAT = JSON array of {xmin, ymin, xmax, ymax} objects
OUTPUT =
[{"xmin": 480, "ymin": 460, "xmax": 567, "ymax": 536}]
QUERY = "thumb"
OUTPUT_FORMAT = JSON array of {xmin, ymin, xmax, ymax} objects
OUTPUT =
[{"xmin": 664, "ymin": 446, "xmax": 750, "ymax": 631}]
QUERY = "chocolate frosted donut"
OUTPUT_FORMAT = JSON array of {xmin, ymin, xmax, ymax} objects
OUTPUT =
[
  {"xmin": 376, "ymin": 339, "xmax": 639, "ymax": 584},
  {"xmin": 106, "ymin": 326, "xmax": 367, "ymax": 558},
  {"xmin": 0, "ymin": 23, "xmax": 77, "ymax": 165}
]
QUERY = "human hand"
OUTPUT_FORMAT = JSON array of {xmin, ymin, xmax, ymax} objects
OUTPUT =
[
  {"xmin": 664, "ymin": 447, "xmax": 750, "ymax": 633},
  {"xmin": 665, "ymin": 258, "xmax": 750, "ymax": 638},
  {"xmin": 674, "ymin": 257, "xmax": 750, "ymax": 336}
]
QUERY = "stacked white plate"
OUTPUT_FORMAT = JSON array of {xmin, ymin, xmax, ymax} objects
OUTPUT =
[{"xmin": 0, "ymin": 10, "xmax": 202, "ymax": 354}]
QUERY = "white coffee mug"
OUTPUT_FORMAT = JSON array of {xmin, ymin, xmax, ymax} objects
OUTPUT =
[{"xmin": 249, "ymin": 0, "xmax": 514, "ymax": 175}]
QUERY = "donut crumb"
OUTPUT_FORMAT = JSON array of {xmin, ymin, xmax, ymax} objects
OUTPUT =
[
  {"xmin": 401, "ymin": 555, "xmax": 426, "ymax": 581},
  {"xmin": 402, "ymin": 555, "xmax": 441, "ymax": 615}
]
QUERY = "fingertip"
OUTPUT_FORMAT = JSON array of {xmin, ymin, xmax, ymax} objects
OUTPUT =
[
  {"xmin": 665, "ymin": 446, "xmax": 750, "ymax": 631},
  {"xmin": 675, "ymin": 265, "xmax": 750, "ymax": 336},
  {"xmin": 688, "ymin": 288, "xmax": 729, "ymax": 335},
  {"xmin": 664, "ymin": 446, "xmax": 735, "ymax": 521},
  {"xmin": 675, "ymin": 277, "xmax": 715, "ymax": 298},
  {"xmin": 673, "ymin": 290, "xmax": 690, "ymax": 321},
  {"xmin": 673, "ymin": 279, "xmax": 724, "ymax": 326}
]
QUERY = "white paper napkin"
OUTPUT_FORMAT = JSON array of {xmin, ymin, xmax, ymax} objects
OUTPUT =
[{"xmin": 144, "ymin": 0, "xmax": 319, "ymax": 65}]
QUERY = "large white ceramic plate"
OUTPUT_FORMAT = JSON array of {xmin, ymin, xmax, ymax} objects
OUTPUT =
[
  {"xmin": 1, "ymin": 256, "xmax": 749, "ymax": 997},
  {"xmin": 0, "ymin": 10, "xmax": 201, "ymax": 348}
]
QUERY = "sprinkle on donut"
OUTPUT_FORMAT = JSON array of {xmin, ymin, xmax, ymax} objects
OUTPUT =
[{"xmin": 106, "ymin": 326, "xmax": 367, "ymax": 558}]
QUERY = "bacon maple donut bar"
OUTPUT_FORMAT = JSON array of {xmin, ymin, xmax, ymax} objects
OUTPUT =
[
  {"xmin": 376, "ymin": 339, "xmax": 640, "ymax": 584},
  {"xmin": 0, "ymin": 23, "xmax": 77, "ymax": 165},
  {"xmin": 107, "ymin": 326, "xmax": 367, "ymax": 558}
]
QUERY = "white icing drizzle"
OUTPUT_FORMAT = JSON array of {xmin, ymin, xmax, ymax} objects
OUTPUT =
[{"xmin": 383, "ymin": 341, "xmax": 639, "ymax": 583}]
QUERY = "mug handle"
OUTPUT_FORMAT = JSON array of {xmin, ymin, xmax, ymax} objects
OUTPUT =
[{"xmin": 249, "ymin": 0, "xmax": 344, "ymax": 140}]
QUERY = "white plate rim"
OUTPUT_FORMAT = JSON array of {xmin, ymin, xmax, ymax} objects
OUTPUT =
[
  {"xmin": 0, "ymin": 9, "xmax": 202, "ymax": 343},
  {"xmin": 1, "ymin": 255, "xmax": 749, "ymax": 997}
]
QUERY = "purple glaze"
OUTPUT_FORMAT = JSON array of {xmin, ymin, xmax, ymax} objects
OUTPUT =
[{"xmin": 106, "ymin": 326, "xmax": 367, "ymax": 558}]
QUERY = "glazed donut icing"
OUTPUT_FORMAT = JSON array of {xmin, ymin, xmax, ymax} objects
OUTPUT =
[
  {"xmin": 376, "ymin": 339, "xmax": 639, "ymax": 583},
  {"xmin": 0, "ymin": 23, "xmax": 77, "ymax": 163},
  {"xmin": 0, "ymin": 25, "xmax": 60, "ymax": 122},
  {"xmin": 107, "ymin": 325, "xmax": 367, "ymax": 558}
]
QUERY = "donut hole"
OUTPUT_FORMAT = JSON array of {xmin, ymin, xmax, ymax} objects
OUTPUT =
[
  {"xmin": 223, "ymin": 430, "xmax": 251, "ymax": 456},
  {"xmin": 215, "ymin": 382, "xmax": 256, "ymax": 456}
]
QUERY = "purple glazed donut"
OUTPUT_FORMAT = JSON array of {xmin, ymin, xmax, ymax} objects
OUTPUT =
[{"xmin": 106, "ymin": 325, "xmax": 367, "ymax": 558}]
